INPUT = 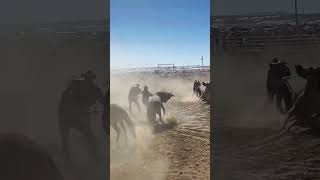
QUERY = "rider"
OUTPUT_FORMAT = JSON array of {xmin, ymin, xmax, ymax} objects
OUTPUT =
[
  {"xmin": 128, "ymin": 84, "xmax": 142, "ymax": 113},
  {"xmin": 79, "ymin": 69, "xmax": 103, "ymax": 106},
  {"xmin": 193, "ymin": 80, "xmax": 202, "ymax": 97},
  {"xmin": 267, "ymin": 58, "xmax": 293, "ymax": 112},
  {"xmin": 142, "ymin": 85, "xmax": 153, "ymax": 107}
]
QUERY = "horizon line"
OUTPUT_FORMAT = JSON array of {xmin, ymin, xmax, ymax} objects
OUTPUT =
[{"xmin": 111, "ymin": 64, "xmax": 211, "ymax": 71}]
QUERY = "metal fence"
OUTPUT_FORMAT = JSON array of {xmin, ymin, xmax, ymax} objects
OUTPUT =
[{"xmin": 213, "ymin": 33, "xmax": 320, "ymax": 52}]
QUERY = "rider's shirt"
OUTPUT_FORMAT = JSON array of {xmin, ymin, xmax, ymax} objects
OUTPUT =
[{"xmin": 267, "ymin": 63, "xmax": 291, "ymax": 91}]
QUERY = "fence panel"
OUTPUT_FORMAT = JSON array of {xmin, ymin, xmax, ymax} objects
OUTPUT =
[{"xmin": 214, "ymin": 33, "xmax": 320, "ymax": 52}]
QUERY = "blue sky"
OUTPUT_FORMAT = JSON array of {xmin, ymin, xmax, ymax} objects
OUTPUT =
[{"xmin": 110, "ymin": 0, "xmax": 210, "ymax": 69}]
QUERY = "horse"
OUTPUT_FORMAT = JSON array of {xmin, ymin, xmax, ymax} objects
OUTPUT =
[
  {"xmin": 280, "ymin": 90, "xmax": 320, "ymax": 132},
  {"xmin": 199, "ymin": 82, "xmax": 210, "ymax": 104},
  {"xmin": 281, "ymin": 65, "xmax": 320, "ymax": 132},
  {"xmin": 0, "ymin": 133, "xmax": 63, "ymax": 180},
  {"xmin": 109, "ymin": 104, "xmax": 136, "ymax": 144},
  {"xmin": 58, "ymin": 79, "xmax": 104, "ymax": 164},
  {"xmin": 147, "ymin": 91, "xmax": 174, "ymax": 125},
  {"xmin": 102, "ymin": 88, "xmax": 136, "ymax": 144}
]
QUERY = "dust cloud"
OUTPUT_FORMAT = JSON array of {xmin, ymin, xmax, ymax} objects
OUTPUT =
[
  {"xmin": 110, "ymin": 71, "xmax": 210, "ymax": 180},
  {"xmin": 110, "ymin": 72, "xmax": 169, "ymax": 180}
]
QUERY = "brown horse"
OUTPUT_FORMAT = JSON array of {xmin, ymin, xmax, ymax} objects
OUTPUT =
[
  {"xmin": 110, "ymin": 104, "xmax": 136, "ymax": 143},
  {"xmin": 102, "ymin": 89, "xmax": 135, "ymax": 144},
  {"xmin": 199, "ymin": 82, "xmax": 210, "ymax": 104},
  {"xmin": 281, "ymin": 65, "xmax": 320, "ymax": 132}
]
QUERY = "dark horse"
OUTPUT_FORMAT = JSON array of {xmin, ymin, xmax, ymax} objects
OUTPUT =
[
  {"xmin": 58, "ymin": 79, "xmax": 104, "ymax": 164},
  {"xmin": 281, "ymin": 65, "xmax": 320, "ymax": 132},
  {"xmin": 199, "ymin": 82, "xmax": 210, "ymax": 104},
  {"xmin": 102, "ymin": 88, "xmax": 136, "ymax": 144},
  {"xmin": 0, "ymin": 133, "xmax": 63, "ymax": 180}
]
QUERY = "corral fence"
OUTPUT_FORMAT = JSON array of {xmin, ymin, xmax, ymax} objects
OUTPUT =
[
  {"xmin": 212, "ymin": 33, "xmax": 320, "ymax": 53},
  {"xmin": 115, "ymin": 66, "xmax": 210, "ymax": 81},
  {"xmin": 154, "ymin": 66, "xmax": 210, "ymax": 80}
]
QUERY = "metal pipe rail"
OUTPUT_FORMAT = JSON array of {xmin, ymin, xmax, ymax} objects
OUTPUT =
[{"xmin": 220, "ymin": 33, "xmax": 320, "ymax": 51}]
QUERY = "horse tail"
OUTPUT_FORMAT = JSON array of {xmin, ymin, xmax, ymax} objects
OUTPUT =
[{"xmin": 123, "ymin": 111, "xmax": 136, "ymax": 138}]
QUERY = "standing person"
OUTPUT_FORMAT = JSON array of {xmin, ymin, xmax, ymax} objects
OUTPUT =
[
  {"xmin": 128, "ymin": 84, "xmax": 142, "ymax": 113},
  {"xmin": 142, "ymin": 85, "xmax": 153, "ymax": 107},
  {"xmin": 193, "ymin": 80, "xmax": 202, "ymax": 97},
  {"xmin": 266, "ymin": 58, "xmax": 292, "ymax": 112}
]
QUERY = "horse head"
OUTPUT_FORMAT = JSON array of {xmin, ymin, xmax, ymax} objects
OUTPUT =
[
  {"xmin": 202, "ymin": 82, "xmax": 211, "ymax": 89},
  {"xmin": 156, "ymin": 91, "xmax": 174, "ymax": 103}
]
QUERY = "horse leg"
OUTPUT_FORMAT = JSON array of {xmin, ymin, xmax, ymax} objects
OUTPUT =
[
  {"xmin": 112, "ymin": 123, "xmax": 121, "ymax": 143},
  {"xmin": 281, "ymin": 115, "xmax": 294, "ymax": 131},
  {"xmin": 286, "ymin": 118, "xmax": 304, "ymax": 134},
  {"xmin": 158, "ymin": 111, "xmax": 164, "ymax": 124},
  {"xmin": 118, "ymin": 119, "xmax": 128, "ymax": 145}
]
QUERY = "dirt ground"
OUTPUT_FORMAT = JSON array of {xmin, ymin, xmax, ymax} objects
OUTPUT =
[
  {"xmin": 214, "ymin": 119, "xmax": 320, "ymax": 180},
  {"xmin": 110, "ymin": 74, "xmax": 210, "ymax": 180},
  {"xmin": 213, "ymin": 50, "xmax": 320, "ymax": 180}
]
